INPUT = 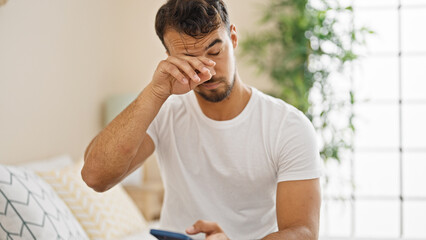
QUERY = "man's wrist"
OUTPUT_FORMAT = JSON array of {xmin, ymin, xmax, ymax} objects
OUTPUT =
[{"xmin": 145, "ymin": 82, "xmax": 170, "ymax": 104}]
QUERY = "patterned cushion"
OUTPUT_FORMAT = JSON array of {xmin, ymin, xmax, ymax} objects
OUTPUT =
[
  {"xmin": 0, "ymin": 164, "xmax": 88, "ymax": 240},
  {"xmin": 37, "ymin": 161, "xmax": 147, "ymax": 240}
]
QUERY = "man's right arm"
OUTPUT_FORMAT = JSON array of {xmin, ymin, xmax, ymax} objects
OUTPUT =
[
  {"xmin": 82, "ymin": 84, "xmax": 169, "ymax": 192},
  {"xmin": 82, "ymin": 56, "xmax": 215, "ymax": 192}
]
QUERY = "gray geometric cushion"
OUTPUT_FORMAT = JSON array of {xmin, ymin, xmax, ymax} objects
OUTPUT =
[{"xmin": 0, "ymin": 164, "xmax": 88, "ymax": 240}]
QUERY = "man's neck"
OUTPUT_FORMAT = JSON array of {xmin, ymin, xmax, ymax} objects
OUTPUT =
[{"xmin": 195, "ymin": 73, "xmax": 252, "ymax": 121}]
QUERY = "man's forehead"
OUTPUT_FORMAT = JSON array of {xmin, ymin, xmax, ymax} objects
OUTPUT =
[{"xmin": 164, "ymin": 27, "xmax": 225, "ymax": 55}]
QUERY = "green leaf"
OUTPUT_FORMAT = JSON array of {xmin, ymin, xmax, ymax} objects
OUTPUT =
[{"xmin": 240, "ymin": 0, "xmax": 373, "ymax": 169}]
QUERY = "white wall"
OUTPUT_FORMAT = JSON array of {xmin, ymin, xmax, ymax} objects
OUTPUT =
[{"xmin": 0, "ymin": 0, "xmax": 272, "ymax": 164}]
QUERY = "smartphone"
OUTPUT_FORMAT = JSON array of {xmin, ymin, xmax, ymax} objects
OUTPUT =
[{"xmin": 150, "ymin": 229, "xmax": 194, "ymax": 240}]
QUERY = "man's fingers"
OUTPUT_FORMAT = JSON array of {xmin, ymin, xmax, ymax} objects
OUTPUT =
[
  {"xmin": 160, "ymin": 60, "xmax": 188, "ymax": 84},
  {"xmin": 162, "ymin": 56, "xmax": 216, "ymax": 86},
  {"xmin": 169, "ymin": 56, "xmax": 216, "ymax": 81},
  {"xmin": 167, "ymin": 56, "xmax": 201, "ymax": 83},
  {"xmin": 197, "ymin": 70, "xmax": 214, "ymax": 84},
  {"xmin": 185, "ymin": 57, "xmax": 216, "ymax": 77},
  {"xmin": 186, "ymin": 220, "xmax": 222, "ymax": 235},
  {"xmin": 185, "ymin": 225, "xmax": 200, "ymax": 235},
  {"xmin": 198, "ymin": 56, "xmax": 216, "ymax": 67}
]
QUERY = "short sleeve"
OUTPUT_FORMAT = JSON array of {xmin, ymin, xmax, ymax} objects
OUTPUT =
[
  {"xmin": 146, "ymin": 118, "xmax": 158, "ymax": 148},
  {"xmin": 145, "ymin": 95, "xmax": 174, "ymax": 148},
  {"xmin": 276, "ymin": 109, "xmax": 323, "ymax": 183}
]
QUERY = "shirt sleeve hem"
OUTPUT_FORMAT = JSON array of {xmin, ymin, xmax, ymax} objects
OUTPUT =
[
  {"xmin": 146, "ymin": 131, "xmax": 157, "ymax": 148},
  {"xmin": 277, "ymin": 169, "xmax": 323, "ymax": 183}
]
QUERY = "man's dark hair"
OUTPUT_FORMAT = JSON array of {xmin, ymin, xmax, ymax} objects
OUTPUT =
[{"xmin": 155, "ymin": 0, "xmax": 230, "ymax": 49}]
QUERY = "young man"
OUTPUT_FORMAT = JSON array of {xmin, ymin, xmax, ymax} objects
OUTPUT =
[{"xmin": 82, "ymin": 0, "xmax": 322, "ymax": 239}]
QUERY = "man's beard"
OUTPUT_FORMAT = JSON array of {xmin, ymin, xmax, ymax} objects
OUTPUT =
[{"xmin": 196, "ymin": 72, "xmax": 236, "ymax": 103}]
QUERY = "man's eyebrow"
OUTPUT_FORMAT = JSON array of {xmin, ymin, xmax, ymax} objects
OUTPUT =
[
  {"xmin": 183, "ymin": 39, "xmax": 223, "ymax": 56},
  {"xmin": 205, "ymin": 39, "xmax": 222, "ymax": 50}
]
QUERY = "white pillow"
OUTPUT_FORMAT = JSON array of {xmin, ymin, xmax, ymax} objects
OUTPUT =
[
  {"xmin": 0, "ymin": 164, "xmax": 88, "ymax": 240},
  {"xmin": 21, "ymin": 154, "xmax": 144, "ymax": 187},
  {"xmin": 37, "ymin": 161, "xmax": 147, "ymax": 240}
]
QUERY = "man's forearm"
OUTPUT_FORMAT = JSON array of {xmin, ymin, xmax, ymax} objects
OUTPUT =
[
  {"xmin": 262, "ymin": 226, "xmax": 317, "ymax": 240},
  {"xmin": 82, "ymin": 83, "xmax": 167, "ymax": 191}
]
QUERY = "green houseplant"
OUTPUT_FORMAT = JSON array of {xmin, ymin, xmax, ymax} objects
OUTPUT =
[{"xmin": 240, "ymin": 0, "xmax": 371, "ymax": 166}]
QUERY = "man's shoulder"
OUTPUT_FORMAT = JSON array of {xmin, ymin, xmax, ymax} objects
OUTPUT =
[
  {"xmin": 253, "ymin": 88, "xmax": 311, "ymax": 127},
  {"xmin": 253, "ymin": 88, "xmax": 299, "ymax": 116},
  {"xmin": 254, "ymin": 88, "xmax": 287, "ymax": 107}
]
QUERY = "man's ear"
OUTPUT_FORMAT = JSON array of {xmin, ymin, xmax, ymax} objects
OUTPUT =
[{"xmin": 229, "ymin": 24, "xmax": 238, "ymax": 49}]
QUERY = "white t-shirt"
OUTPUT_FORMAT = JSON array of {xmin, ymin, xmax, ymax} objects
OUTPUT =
[{"xmin": 146, "ymin": 87, "xmax": 322, "ymax": 239}]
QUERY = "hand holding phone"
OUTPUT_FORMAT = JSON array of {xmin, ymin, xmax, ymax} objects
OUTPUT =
[{"xmin": 150, "ymin": 229, "xmax": 194, "ymax": 240}]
